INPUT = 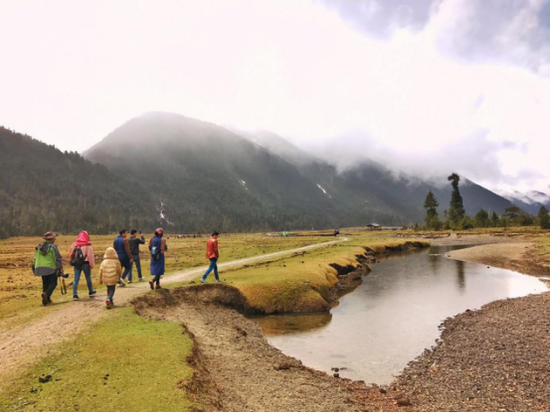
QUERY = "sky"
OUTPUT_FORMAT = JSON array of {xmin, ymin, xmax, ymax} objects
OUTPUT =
[{"xmin": 1, "ymin": 0, "xmax": 550, "ymax": 195}]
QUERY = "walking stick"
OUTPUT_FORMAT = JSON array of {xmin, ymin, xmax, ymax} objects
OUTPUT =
[{"xmin": 59, "ymin": 278, "xmax": 67, "ymax": 295}]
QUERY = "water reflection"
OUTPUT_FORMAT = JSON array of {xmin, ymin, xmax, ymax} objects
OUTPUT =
[
  {"xmin": 456, "ymin": 260, "xmax": 466, "ymax": 291},
  {"xmin": 257, "ymin": 246, "xmax": 547, "ymax": 385},
  {"xmin": 254, "ymin": 312, "xmax": 332, "ymax": 335}
]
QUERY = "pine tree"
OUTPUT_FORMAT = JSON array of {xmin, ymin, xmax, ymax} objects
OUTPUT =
[
  {"xmin": 447, "ymin": 173, "xmax": 465, "ymax": 226},
  {"xmin": 491, "ymin": 211, "xmax": 499, "ymax": 227},
  {"xmin": 423, "ymin": 191, "xmax": 440, "ymax": 230},
  {"xmin": 474, "ymin": 209, "xmax": 489, "ymax": 228},
  {"xmin": 538, "ymin": 206, "xmax": 550, "ymax": 229}
]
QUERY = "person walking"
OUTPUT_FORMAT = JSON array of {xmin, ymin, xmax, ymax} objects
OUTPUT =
[
  {"xmin": 69, "ymin": 231, "xmax": 96, "ymax": 301},
  {"xmin": 113, "ymin": 229, "xmax": 133, "ymax": 286},
  {"xmin": 128, "ymin": 229, "xmax": 146, "ymax": 282},
  {"xmin": 99, "ymin": 247, "xmax": 122, "ymax": 309},
  {"xmin": 33, "ymin": 231, "xmax": 64, "ymax": 306},
  {"xmin": 200, "ymin": 231, "xmax": 221, "ymax": 283},
  {"xmin": 148, "ymin": 228, "xmax": 167, "ymax": 290}
]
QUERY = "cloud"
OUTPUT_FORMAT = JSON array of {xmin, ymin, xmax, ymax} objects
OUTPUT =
[
  {"xmin": 320, "ymin": 0, "xmax": 550, "ymax": 73},
  {"xmin": 0, "ymin": 0, "xmax": 549, "ymax": 195},
  {"xmin": 317, "ymin": 0, "xmax": 437, "ymax": 36}
]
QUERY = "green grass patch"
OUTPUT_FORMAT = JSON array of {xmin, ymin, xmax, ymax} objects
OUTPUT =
[
  {"xmin": 212, "ymin": 235, "xmax": 429, "ymax": 313},
  {"xmin": 1, "ymin": 308, "xmax": 194, "ymax": 412}
]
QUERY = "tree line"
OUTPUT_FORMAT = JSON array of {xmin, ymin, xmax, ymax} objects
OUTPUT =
[{"xmin": 422, "ymin": 173, "xmax": 550, "ymax": 230}]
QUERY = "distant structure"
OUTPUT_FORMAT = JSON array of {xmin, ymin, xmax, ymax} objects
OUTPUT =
[{"xmin": 366, "ymin": 223, "xmax": 382, "ymax": 230}]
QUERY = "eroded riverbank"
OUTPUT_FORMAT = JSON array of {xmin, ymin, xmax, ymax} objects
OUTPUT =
[{"xmin": 134, "ymin": 236, "xmax": 550, "ymax": 411}]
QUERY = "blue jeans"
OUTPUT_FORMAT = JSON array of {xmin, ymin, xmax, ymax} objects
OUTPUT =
[
  {"xmin": 120, "ymin": 258, "xmax": 132, "ymax": 281},
  {"xmin": 129, "ymin": 256, "xmax": 143, "ymax": 280},
  {"xmin": 73, "ymin": 263, "xmax": 94, "ymax": 296},
  {"xmin": 201, "ymin": 258, "xmax": 219, "ymax": 281}
]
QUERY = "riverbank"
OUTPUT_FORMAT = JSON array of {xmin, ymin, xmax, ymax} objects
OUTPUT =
[
  {"xmin": 133, "ymin": 289, "xmax": 404, "ymax": 412},
  {"xmin": 0, "ymin": 234, "xmax": 427, "ymax": 411},
  {"xmin": 394, "ymin": 238, "xmax": 550, "ymax": 411}
]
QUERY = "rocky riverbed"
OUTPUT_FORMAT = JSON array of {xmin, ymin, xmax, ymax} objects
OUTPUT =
[{"xmin": 394, "ymin": 240, "xmax": 550, "ymax": 411}]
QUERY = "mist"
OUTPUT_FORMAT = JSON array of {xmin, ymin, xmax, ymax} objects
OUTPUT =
[{"xmin": 1, "ymin": 0, "xmax": 550, "ymax": 195}]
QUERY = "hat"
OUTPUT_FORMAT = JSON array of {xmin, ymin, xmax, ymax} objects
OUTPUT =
[{"xmin": 43, "ymin": 231, "xmax": 58, "ymax": 240}]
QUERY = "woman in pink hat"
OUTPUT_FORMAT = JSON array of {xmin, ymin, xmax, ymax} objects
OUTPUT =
[{"xmin": 69, "ymin": 231, "xmax": 96, "ymax": 301}]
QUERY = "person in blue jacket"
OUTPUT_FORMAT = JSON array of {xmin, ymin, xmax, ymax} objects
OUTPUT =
[
  {"xmin": 113, "ymin": 229, "xmax": 133, "ymax": 286},
  {"xmin": 148, "ymin": 228, "xmax": 167, "ymax": 290}
]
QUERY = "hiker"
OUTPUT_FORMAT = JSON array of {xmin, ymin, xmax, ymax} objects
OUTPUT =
[
  {"xmin": 200, "ymin": 231, "xmax": 220, "ymax": 283},
  {"xmin": 128, "ymin": 229, "xmax": 146, "ymax": 282},
  {"xmin": 69, "ymin": 231, "xmax": 97, "ymax": 301},
  {"xmin": 33, "ymin": 231, "xmax": 65, "ymax": 306},
  {"xmin": 99, "ymin": 247, "xmax": 122, "ymax": 309},
  {"xmin": 148, "ymin": 228, "xmax": 167, "ymax": 290},
  {"xmin": 113, "ymin": 229, "xmax": 133, "ymax": 286}
]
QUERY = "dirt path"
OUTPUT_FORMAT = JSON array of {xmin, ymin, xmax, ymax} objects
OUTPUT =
[
  {"xmin": 0, "ymin": 238, "xmax": 346, "ymax": 384},
  {"xmin": 134, "ymin": 290, "xmax": 403, "ymax": 412}
]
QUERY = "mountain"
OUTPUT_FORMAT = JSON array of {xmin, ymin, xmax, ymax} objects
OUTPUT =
[
  {"xmin": 501, "ymin": 190, "xmax": 550, "ymax": 215},
  {"xmin": 0, "ymin": 127, "xmax": 156, "ymax": 238},
  {"xmin": 84, "ymin": 112, "xmax": 341, "ymax": 232},
  {"xmin": 85, "ymin": 112, "xmax": 516, "ymax": 230},
  {"xmin": 0, "ymin": 112, "xmax": 522, "ymax": 238}
]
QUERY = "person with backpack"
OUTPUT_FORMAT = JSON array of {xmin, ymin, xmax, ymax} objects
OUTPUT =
[
  {"xmin": 33, "ymin": 231, "xmax": 64, "ymax": 306},
  {"xmin": 99, "ymin": 247, "xmax": 122, "ymax": 309},
  {"xmin": 128, "ymin": 229, "xmax": 146, "ymax": 282},
  {"xmin": 69, "ymin": 231, "xmax": 96, "ymax": 301},
  {"xmin": 148, "ymin": 228, "xmax": 167, "ymax": 290},
  {"xmin": 113, "ymin": 229, "xmax": 133, "ymax": 286},
  {"xmin": 200, "ymin": 231, "xmax": 221, "ymax": 283}
]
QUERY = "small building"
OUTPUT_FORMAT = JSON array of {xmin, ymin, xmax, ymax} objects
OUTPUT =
[{"xmin": 366, "ymin": 223, "xmax": 382, "ymax": 230}]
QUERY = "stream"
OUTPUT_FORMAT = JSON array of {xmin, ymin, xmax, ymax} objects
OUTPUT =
[{"xmin": 254, "ymin": 245, "xmax": 548, "ymax": 385}]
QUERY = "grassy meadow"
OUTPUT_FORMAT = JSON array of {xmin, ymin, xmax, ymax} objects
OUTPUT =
[
  {"xmin": 0, "ymin": 232, "xmax": 327, "ymax": 328},
  {"xmin": 0, "ymin": 308, "xmax": 195, "ymax": 411},
  {"xmin": 4, "ymin": 227, "xmax": 547, "ymax": 411}
]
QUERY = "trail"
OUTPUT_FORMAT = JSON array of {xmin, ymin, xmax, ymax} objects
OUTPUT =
[{"xmin": 0, "ymin": 238, "xmax": 347, "ymax": 383}]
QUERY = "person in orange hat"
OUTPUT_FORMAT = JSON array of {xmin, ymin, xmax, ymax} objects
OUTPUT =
[{"xmin": 32, "ymin": 231, "xmax": 64, "ymax": 306}]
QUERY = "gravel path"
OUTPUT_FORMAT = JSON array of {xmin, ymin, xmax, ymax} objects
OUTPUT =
[{"xmin": 395, "ymin": 241, "xmax": 550, "ymax": 411}]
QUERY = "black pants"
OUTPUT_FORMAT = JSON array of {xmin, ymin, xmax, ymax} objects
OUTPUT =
[
  {"xmin": 106, "ymin": 285, "xmax": 116, "ymax": 303},
  {"xmin": 152, "ymin": 275, "xmax": 161, "ymax": 285},
  {"xmin": 42, "ymin": 274, "xmax": 58, "ymax": 298}
]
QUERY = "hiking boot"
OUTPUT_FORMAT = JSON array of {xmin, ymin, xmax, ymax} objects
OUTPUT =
[
  {"xmin": 118, "ymin": 279, "xmax": 126, "ymax": 287},
  {"xmin": 148, "ymin": 280, "xmax": 154, "ymax": 290},
  {"xmin": 89, "ymin": 290, "xmax": 97, "ymax": 297},
  {"xmin": 138, "ymin": 278, "xmax": 145, "ymax": 282},
  {"xmin": 127, "ymin": 280, "xmax": 132, "ymax": 284},
  {"xmin": 47, "ymin": 297, "xmax": 52, "ymax": 304},
  {"xmin": 200, "ymin": 279, "xmax": 205, "ymax": 284},
  {"xmin": 216, "ymin": 279, "xmax": 222, "ymax": 283},
  {"xmin": 105, "ymin": 299, "xmax": 111, "ymax": 309},
  {"xmin": 155, "ymin": 284, "xmax": 162, "ymax": 290},
  {"xmin": 73, "ymin": 295, "xmax": 80, "ymax": 301},
  {"xmin": 41, "ymin": 293, "xmax": 48, "ymax": 306}
]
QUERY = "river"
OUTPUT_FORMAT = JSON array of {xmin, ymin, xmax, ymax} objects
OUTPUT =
[{"xmin": 254, "ymin": 245, "xmax": 548, "ymax": 385}]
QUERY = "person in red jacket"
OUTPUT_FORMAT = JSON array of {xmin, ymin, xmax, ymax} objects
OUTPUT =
[{"xmin": 200, "ymin": 231, "xmax": 220, "ymax": 283}]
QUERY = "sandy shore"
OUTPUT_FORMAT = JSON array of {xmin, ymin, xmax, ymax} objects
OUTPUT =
[{"xmin": 394, "ymin": 238, "xmax": 550, "ymax": 411}]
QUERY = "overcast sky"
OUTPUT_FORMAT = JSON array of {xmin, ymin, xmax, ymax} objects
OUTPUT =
[{"xmin": 1, "ymin": 0, "xmax": 550, "ymax": 195}]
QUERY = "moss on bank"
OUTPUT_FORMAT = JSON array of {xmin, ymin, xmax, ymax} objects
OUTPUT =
[
  {"xmin": 192, "ymin": 236, "xmax": 430, "ymax": 314},
  {"xmin": 0, "ymin": 308, "xmax": 195, "ymax": 412}
]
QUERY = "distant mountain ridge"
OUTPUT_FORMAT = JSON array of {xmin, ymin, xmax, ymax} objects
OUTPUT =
[
  {"xmin": 0, "ymin": 112, "xmax": 533, "ymax": 237},
  {"xmin": 83, "ymin": 112, "xmax": 518, "ymax": 229}
]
